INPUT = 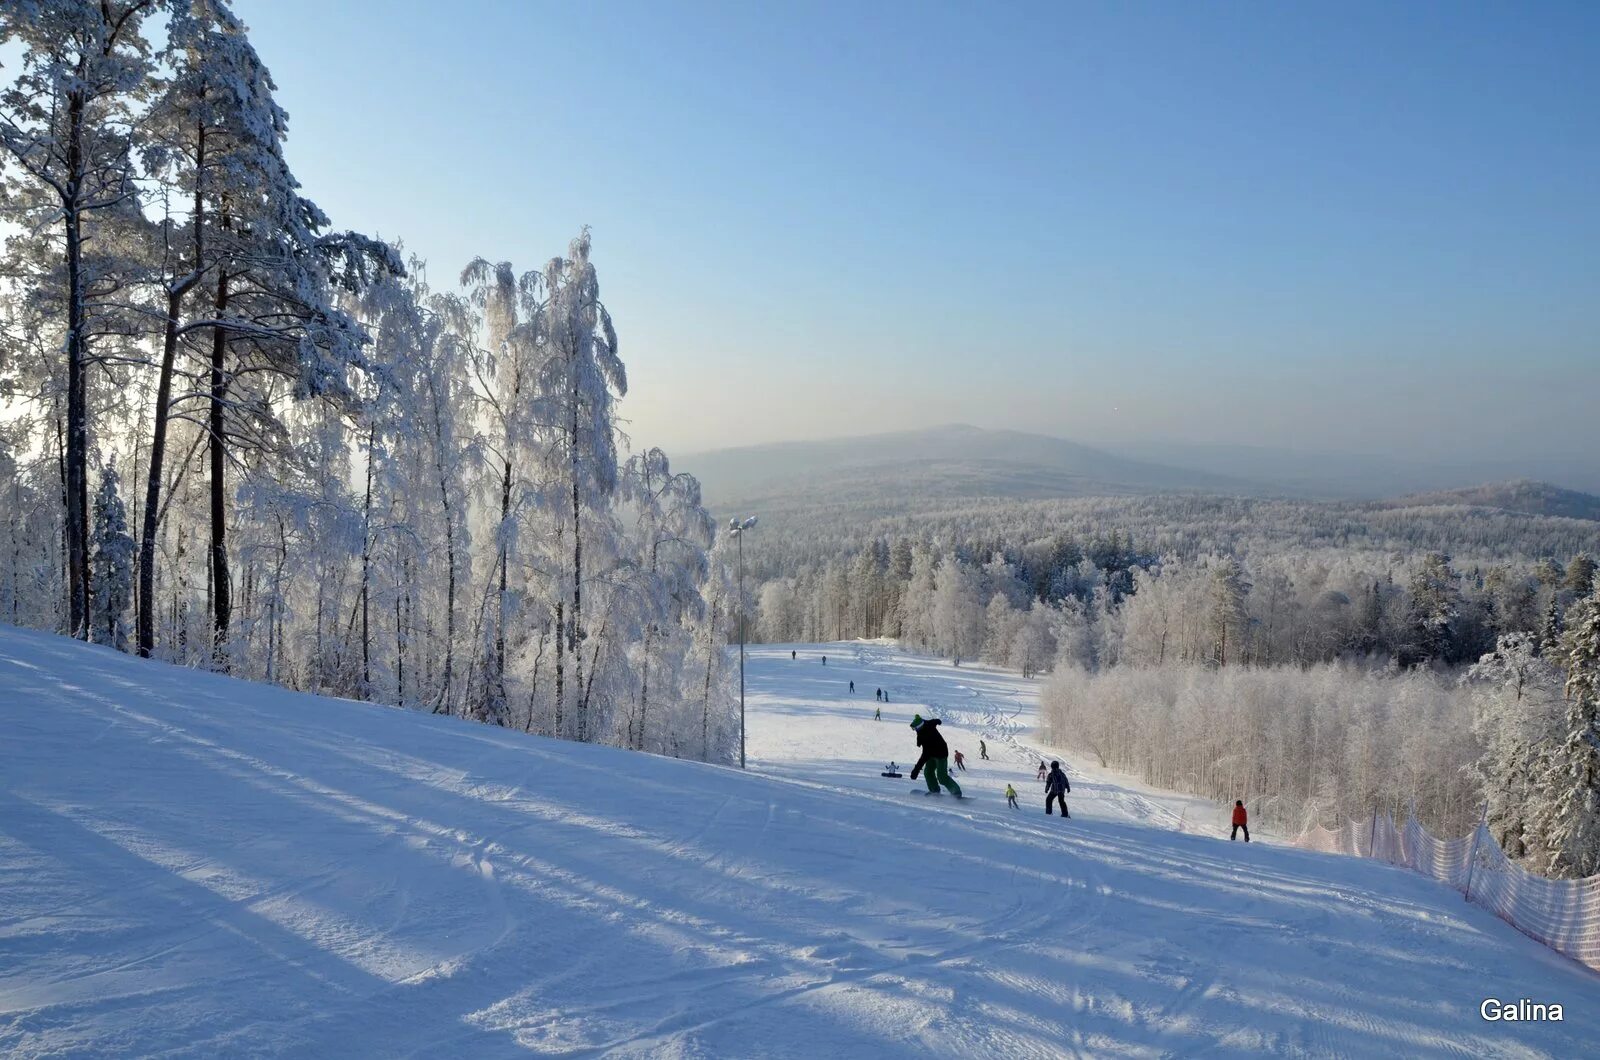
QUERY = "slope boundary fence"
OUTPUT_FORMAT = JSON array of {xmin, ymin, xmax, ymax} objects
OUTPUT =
[{"xmin": 1294, "ymin": 813, "xmax": 1600, "ymax": 973}]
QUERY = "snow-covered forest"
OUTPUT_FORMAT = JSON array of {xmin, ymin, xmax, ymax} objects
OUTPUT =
[
  {"xmin": 0, "ymin": 1, "xmax": 740, "ymax": 760},
  {"xmin": 744, "ymin": 513, "xmax": 1600, "ymax": 876}
]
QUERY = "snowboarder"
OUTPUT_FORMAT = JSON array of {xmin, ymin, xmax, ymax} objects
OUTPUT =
[
  {"xmin": 874, "ymin": 706, "xmax": 881, "ymax": 721},
  {"xmin": 953, "ymin": 749, "xmax": 966, "ymax": 772},
  {"xmin": 1231, "ymin": 801, "xmax": 1250, "ymax": 842},
  {"xmin": 882, "ymin": 761, "xmax": 902, "ymax": 778},
  {"xmin": 1036, "ymin": 760, "xmax": 1047, "ymax": 782},
  {"xmin": 979, "ymin": 739, "xmax": 988, "ymax": 760},
  {"xmin": 909, "ymin": 715, "xmax": 962, "ymax": 797},
  {"xmin": 1045, "ymin": 761, "xmax": 1071, "ymax": 818},
  {"xmin": 849, "ymin": 680, "xmax": 855, "ymax": 693},
  {"xmin": 1005, "ymin": 783, "xmax": 1019, "ymax": 809}
]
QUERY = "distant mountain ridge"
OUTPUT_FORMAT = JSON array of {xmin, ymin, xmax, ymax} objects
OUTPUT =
[
  {"xmin": 679, "ymin": 424, "xmax": 1264, "ymax": 511},
  {"xmin": 1389, "ymin": 480, "xmax": 1600, "ymax": 522},
  {"xmin": 677, "ymin": 425, "xmax": 1599, "ymax": 519}
]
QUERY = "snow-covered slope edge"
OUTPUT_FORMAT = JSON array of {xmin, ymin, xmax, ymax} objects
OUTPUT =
[{"xmin": 1, "ymin": 625, "xmax": 1596, "ymax": 1058}]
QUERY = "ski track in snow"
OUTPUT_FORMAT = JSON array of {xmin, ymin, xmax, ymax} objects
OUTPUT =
[{"xmin": 1, "ymin": 629, "xmax": 1597, "ymax": 1057}]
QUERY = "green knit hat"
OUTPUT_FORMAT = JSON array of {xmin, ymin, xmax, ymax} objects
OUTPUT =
[{"xmin": 910, "ymin": 714, "xmax": 924, "ymax": 729}]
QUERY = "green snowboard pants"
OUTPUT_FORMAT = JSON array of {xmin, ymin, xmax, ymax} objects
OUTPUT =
[{"xmin": 922, "ymin": 757, "xmax": 962, "ymax": 796}]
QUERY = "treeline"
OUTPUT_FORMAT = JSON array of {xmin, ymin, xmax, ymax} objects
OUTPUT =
[
  {"xmin": 1044, "ymin": 599, "xmax": 1600, "ymax": 879},
  {"xmin": 0, "ymin": 2, "xmax": 740, "ymax": 760},
  {"xmin": 737, "ymin": 493, "xmax": 1600, "ymax": 579},
  {"xmin": 751, "ymin": 526, "xmax": 1597, "ymax": 674}
]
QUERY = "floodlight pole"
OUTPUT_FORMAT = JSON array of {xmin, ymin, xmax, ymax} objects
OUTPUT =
[
  {"xmin": 730, "ymin": 515, "xmax": 758, "ymax": 769},
  {"xmin": 738, "ymin": 528, "xmax": 746, "ymax": 768}
]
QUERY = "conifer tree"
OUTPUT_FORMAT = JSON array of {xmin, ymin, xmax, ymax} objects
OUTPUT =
[
  {"xmin": 89, "ymin": 464, "xmax": 134, "ymax": 650},
  {"xmin": 1539, "ymin": 589, "xmax": 1600, "ymax": 877}
]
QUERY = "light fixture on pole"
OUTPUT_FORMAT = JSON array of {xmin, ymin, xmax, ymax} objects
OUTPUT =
[{"xmin": 728, "ymin": 515, "xmax": 758, "ymax": 769}]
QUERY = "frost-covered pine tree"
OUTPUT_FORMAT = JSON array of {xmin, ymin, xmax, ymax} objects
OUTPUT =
[
  {"xmin": 136, "ymin": 0, "xmax": 399, "ymax": 662},
  {"xmin": 1540, "ymin": 598, "xmax": 1564, "ymax": 655},
  {"xmin": 1566, "ymin": 554, "xmax": 1597, "ymax": 597},
  {"xmin": 1468, "ymin": 632, "xmax": 1565, "ymax": 863},
  {"xmin": 1, "ymin": 0, "xmax": 156, "ymax": 640},
  {"xmin": 1209, "ymin": 556, "xmax": 1250, "ymax": 666},
  {"xmin": 1407, "ymin": 552, "xmax": 1460, "ymax": 665},
  {"xmin": 89, "ymin": 465, "xmax": 134, "ymax": 651},
  {"xmin": 1537, "ymin": 589, "xmax": 1600, "ymax": 877}
]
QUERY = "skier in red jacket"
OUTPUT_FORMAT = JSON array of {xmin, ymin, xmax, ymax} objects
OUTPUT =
[{"xmin": 1231, "ymin": 801, "xmax": 1250, "ymax": 842}]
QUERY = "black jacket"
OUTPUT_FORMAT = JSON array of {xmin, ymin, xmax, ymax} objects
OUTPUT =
[
  {"xmin": 1046, "ymin": 765, "xmax": 1070, "ymax": 796},
  {"xmin": 911, "ymin": 719, "xmax": 948, "ymax": 775}
]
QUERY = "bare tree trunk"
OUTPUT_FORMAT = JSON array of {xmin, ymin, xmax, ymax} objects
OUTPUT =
[
  {"xmin": 525, "ymin": 626, "xmax": 547, "ymax": 734},
  {"xmin": 569, "ymin": 394, "xmax": 585, "ymax": 741},
  {"xmin": 361, "ymin": 420, "xmax": 374, "ymax": 691},
  {"xmin": 208, "ymin": 268, "xmax": 231, "ymax": 664},
  {"xmin": 432, "ymin": 464, "xmax": 456, "ymax": 715},
  {"xmin": 139, "ymin": 124, "xmax": 206, "ymax": 658},
  {"xmin": 553, "ymin": 598, "xmax": 565, "ymax": 736},
  {"xmin": 397, "ymin": 551, "xmax": 409, "ymax": 706},
  {"xmin": 497, "ymin": 455, "xmax": 510, "ymax": 689},
  {"xmin": 56, "ymin": 412, "xmax": 68, "ymax": 632},
  {"xmin": 702, "ymin": 602, "xmax": 719, "ymax": 759},
  {"xmin": 62, "ymin": 85, "xmax": 91, "ymax": 641}
]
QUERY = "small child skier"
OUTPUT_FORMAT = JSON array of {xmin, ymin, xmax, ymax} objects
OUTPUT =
[
  {"xmin": 1036, "ymin": 760, "xmax": 1047, "ymax": 782},
  {"xmin": 1231, "ymin": 800, "xmax": 1250, "ymax": 842},
  {"xmin": 874, "ymin": 706, "xmax": 881, "ymax": 721},
  {"xmin": 1005, "ymin": 783, "xmax": 1019, "ymax": 809},
  {"xmin": 953, "ymin": 749, "xmax": 966, "ymax": 772}
]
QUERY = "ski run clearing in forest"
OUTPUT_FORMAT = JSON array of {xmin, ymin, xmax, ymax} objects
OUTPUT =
[{"xmin": 2, "ymin": 626, "xmax": 1597, "ymax": 1057}]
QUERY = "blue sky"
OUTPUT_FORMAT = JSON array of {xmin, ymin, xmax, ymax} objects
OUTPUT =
[{"xmin": 243, "ymin": 0, "xmax": 1598, "ymax": 462}]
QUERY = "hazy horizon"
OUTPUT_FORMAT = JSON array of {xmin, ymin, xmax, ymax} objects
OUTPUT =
[{"xmin": 242, "ymin": 0, "xmax": 1598, "ymax": 462}]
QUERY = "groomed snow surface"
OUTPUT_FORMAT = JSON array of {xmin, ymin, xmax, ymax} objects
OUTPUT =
[{"xmin": 2, "ymin": 629, "xmax": 1597, "ymax": 1058}]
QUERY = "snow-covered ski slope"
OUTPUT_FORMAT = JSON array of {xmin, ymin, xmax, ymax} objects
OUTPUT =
[{"xmin": 2, "ymin": 628, "xmax": 1597, "ymax": 1058}]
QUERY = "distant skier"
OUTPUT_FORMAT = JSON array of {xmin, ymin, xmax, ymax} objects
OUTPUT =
[
  {"xmin": 882, "ymin": 691, "xmax": 888, "ymax": 703},
  {"xmin": 979, "ymin": 739, "xmax": 988, "ymax": 760},
  {"xmin": 953, "ymin": 749, "xmax": 966, "ymax": 772},
  {"xmin": 791, "ymin": 649, "xmax": 796, "ymax": 660},
  {"xmin": 1045, "ymin": 761, "xmax": 1071, "ymax": 818},
  {"xmin": 1036, "ymin": 760, "xmax": 1047, "ymax": 782},
  {"xmin": 909, "ymin": 714, "xmax": 962, "ymax": 797},
  {"xmin": 874, "ymin": 706, "xmax": 881, "ymax": 721},
  {"xmin": 1005, "ymin": 783, "xmax": 1019, "ymax": 809},
  {"xmin": 849, "ymin": 680, "xmax": 855, "ymax": 693},
  {"xmin": 875, "ymin": 688, "xmax": 882, "ymax": 701},
  {"xmin": 1231, "ymin": 801, "xmax": 1250, "ymax": 842},
  {"xmin": 822, "ymin": 655, "xmax": 827, "ymax": 666}
]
